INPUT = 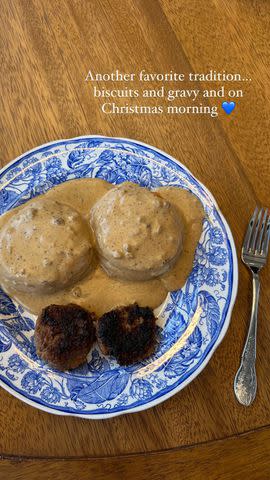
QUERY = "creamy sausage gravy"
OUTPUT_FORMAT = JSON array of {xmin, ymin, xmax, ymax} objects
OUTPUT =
[
  {"xmin": 0, "ymin": 179, "xmax": 204, "ymax": 316},
  {"xmin": 91, "ymin": 183, "xmax": 183, "ymax": 281}
]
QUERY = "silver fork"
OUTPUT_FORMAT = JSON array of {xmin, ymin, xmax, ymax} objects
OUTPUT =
[{"xmin": 234, "ymin": 207, "xmax": 270, "ymax": 406}]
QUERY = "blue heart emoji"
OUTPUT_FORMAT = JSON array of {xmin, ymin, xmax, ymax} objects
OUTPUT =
[{"xmin": 222, "ymin": 101, "xmax": 235, "ymax": 114}]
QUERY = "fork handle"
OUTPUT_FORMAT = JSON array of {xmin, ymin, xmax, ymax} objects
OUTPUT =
[{"xmin": 234, "ymin": 273, "xmax": 260, "ymax": 406}]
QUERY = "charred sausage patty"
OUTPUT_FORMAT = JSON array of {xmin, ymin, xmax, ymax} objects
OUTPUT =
[
  {"xmin": 96, "ymin": 303, "xmax": 157, "ymax": 365},
  {"xmin": 35, "ymin": 303, "xmax": 96, "ymax": 370}
]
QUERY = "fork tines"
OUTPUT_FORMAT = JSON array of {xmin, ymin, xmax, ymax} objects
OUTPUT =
[{"xmin": 243, "ymin": 207, "xmax": 270, "ymax": 257}]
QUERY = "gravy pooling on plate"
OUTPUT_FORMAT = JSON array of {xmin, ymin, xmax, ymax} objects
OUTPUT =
[{"xmin": 0, "ymin": 179, "xmax": 204, "ymax": 316}]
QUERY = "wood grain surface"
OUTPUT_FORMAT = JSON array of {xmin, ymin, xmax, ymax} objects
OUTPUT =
[
  {"xmin": 2, "ymin": 426, "xmax": 270, "ymax": 480},
  {"xmin": 0, "ymin": 0, "xmax": 269, "ymax": 478}
]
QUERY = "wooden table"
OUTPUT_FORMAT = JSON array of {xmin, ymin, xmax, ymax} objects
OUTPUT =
[{"xmin": 0, "ymin": 1, "xmax": 269, "ymax": 478}]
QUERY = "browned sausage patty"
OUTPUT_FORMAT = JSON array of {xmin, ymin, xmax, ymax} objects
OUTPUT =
[
  {"xmin": 35, "ymin": 303, "xmax": 96, "ymax": 370},
  {"xmin": 96, "ymin": 303, "xmax": 157, "ymax": 365}
]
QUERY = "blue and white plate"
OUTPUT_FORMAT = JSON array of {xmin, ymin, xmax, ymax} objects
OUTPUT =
[{"xmin": 0, "ymin": 136, "xmax": 238, "ymax": 418}]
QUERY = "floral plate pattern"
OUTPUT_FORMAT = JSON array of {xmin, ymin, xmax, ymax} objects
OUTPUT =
[{"xmin": 0, "ymin": 136, "xmax": 238, "ymax": 418}]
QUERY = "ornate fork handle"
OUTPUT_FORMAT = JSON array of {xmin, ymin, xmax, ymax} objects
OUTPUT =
[{"xmin": 234, "ymin": 274, "xmax": 260, "ymax": 406}]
